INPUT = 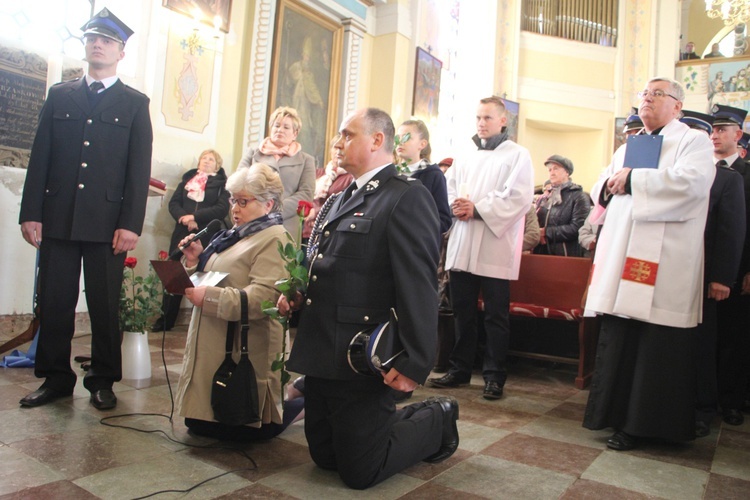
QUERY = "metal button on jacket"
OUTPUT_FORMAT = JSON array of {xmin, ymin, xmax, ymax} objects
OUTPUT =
[
  {"xmin": 78, "ymin": 184, "xmax": 85, "ymax": 189},
  {"xmin": 306, "ymin": 298, "xmax": 312, "ymax": 305},
  {"xmin": 83, "ymin": 141, "xmax": 90, "ymax": 146},
  {"xmin": 81, "ymin": 162, "xmax": 87, "ymax": 168}
]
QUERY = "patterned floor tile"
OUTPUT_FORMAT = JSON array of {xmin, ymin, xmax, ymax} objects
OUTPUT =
[
  {"xmin": 481, "ymin": 433, "xmax": 602, "ymax": 476},
  {"xmin": 433, "ymin": 454, "xmax": 575, "ymax": 499},
  {"xmin": 582, "ymin": 451, "xmax": 709, "ymax": 499}
]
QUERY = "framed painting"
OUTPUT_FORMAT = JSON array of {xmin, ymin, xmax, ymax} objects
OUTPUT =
[
  {"xmin": 502, "ymin": 97, "xmax": 519, "ymax": 143},
  {"xmin": 268, "ymin": 0, "xmax": 343, "ymax": 168},
  {"xmin": 412, "ymin": 47, "xmax": 442, "ymax": 120},
  {"xmin": 162, "ymin": 0, "xmax": 232, "ymax": 33}
]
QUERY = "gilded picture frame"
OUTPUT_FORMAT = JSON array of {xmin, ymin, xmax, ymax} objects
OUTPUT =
[
  {"xmin": 162, "ymin": 0, "xmax": 232, "ymax": 33},
  {"xmin": 268, "ymin": 0, "xmax": 343, "ymax": 168}
]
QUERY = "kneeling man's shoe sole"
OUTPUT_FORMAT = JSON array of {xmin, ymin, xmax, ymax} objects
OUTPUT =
[
  {"xmin": 90, "ymin": 389, "xmax": 117, "ymax": 410},
  {"xmin": 423, "ymin": 396, "xmax": 459, "ymax": 463}
]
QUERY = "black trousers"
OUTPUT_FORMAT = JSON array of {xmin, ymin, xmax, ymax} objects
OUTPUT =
[
  {"xmin": 695, "ymin": 298, "xmax": 719, "ymax": 424},
  {"xmin": 716, "ymin": 292, "xmax": 750, "ymax": 410},
  {"xmin": 304, "ymin": 376, "xmax": 443, "ymax": 490},
  {"xmin": 36, "ymin": 238, "xmax": 125, "ymax": 393},
  {"xmin": 448, "ymin": 270, "xmax": 510, "ymax": 384}
]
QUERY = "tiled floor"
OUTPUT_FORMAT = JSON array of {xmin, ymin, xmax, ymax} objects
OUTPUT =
[{"xmin": 1, "ymin": 327, "xmax": 749, "ymax": 499}]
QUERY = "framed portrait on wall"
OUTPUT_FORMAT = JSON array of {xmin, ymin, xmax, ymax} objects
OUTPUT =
[
  {"xmin": 162, "ymin": 0, "xmax": 233, "ymax": 33},
  {"xmin": 268, "ymin": 0, "xmax": 343, "ymax": 168},
  {"xmin": 412, "ymin": 47, "xmax": 442, "ymax": 121}
]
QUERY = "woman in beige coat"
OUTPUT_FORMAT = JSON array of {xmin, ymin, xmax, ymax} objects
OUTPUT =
[{"xmin": 175, "ymin": 163, "xmax": 304, "ymax": 440}]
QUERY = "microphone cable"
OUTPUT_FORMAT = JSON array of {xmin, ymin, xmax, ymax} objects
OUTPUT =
[{"xmin": 98, "ymin": 299, "xmax": 258, "ymax": 499}]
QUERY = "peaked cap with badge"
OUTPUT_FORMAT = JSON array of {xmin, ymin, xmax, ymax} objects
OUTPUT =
[{"xmin": 81, "ymin": 8, "xmax": 134, "ymax": 45}]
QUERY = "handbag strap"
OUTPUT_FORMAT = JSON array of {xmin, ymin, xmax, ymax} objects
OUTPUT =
[{"xmin": 224, "ymin": 290, "xmax": 250, "ymax": 357}]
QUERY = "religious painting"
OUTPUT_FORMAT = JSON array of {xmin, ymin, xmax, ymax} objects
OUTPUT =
[
  {"xmin": 161, "ymin": 28, "xmax": 215, "ymax": 133},
  {"xmin": 412, "ymin": 47, "xmax": 442, "ymax": 121},
  {"xmin": 502, "ymin": 97, "xmax": 519, "ymax": 143},
  {"xmin": 268, "ymin": 0, "xmax": 343, "ymax": 168},
  {"xmin": 705, "ymin": 60, "xmax": 750, "ymax": 131},
  {"xmin": 163, "ymin": 0, "xmax": 232, "ymax": 33}
]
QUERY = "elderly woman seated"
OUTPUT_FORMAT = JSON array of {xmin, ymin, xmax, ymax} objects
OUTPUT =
[{"xmin": 175, "ymin": 163, "xmax": 303, "ymax": 440}]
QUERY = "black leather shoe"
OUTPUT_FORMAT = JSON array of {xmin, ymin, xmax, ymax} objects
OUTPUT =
[
  {"xmin": 723, "ymin": 409, "xmax": 744, "ymax": 426},
  {"xmin": 90, "ymin": 389, "xmax": 117, "ymax": 410},
  {"xmin": 695, "ymin": 420, "xmax": 710, "ymax": 438},
  {"xmin": 427, "ymin": 372, "xmax": 469, "ymax": 388},
  {"xmin": 393, "ymin": 390, "xmax": 413, "ymax": 403},
  {"xmin": 606, "ymin": 431, "xmax": 637, "ymax": 451},
  {"xmin": 19, "ymin": 387, "xmax": 73, "ymax": 407},
  {"xmin": 423, "ymin": 396, "xmax": 460, "ymax": 463},
  {"xmin": 483, "ymin": 380, "xmax": 503, "ymax": 400}
]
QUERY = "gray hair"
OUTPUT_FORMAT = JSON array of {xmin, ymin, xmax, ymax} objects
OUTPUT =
[
  {"xmin": 225, "ymin": 163, "xmax": 283, "ymax": 211},
  {"xmin": 362, "ymin": 108, "xmax": 395, "ymax": 152},
  {"xmin": 647, "ymin": 77, "xmax": 685, "ymax": 102}
]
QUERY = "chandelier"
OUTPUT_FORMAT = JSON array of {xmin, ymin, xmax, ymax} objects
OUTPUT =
[{"xmin": 706, "ymin": 1, "xmax": 750, "ymax": 26}]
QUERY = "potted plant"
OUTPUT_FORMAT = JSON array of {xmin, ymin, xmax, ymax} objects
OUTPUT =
[{"xmin": 119, "ymin": 254, "xmax": 164, "ymax": 379}]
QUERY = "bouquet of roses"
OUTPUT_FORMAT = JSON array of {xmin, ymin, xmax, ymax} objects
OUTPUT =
[{"xmin": 119, "ymin": 252, "xmax": 166, "ymax": 333}]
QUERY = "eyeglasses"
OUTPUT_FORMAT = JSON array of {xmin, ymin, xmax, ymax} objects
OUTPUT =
[
  {"xmin": 637, "ymin": 89, "xmax": 678, "ymax": 101},
  {"xmin": 229, "ymin": 197, "xmax": 255, "ymax": 208}
]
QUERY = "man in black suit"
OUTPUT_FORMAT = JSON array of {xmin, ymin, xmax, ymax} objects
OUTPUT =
[
  {"xmin": 710, "ymin": 104, "xmax": 750, "ymax": 427},
  {"xmin": 281, "ymin": 108, "xmax": 458, "ymax": 489},
  {"xmin": 681, "ymin": 110, "xmax": 746, "ymax": 437},
  {"xmin": 18, "ymin": 9, "xmax": 153, "ymax": 410}
]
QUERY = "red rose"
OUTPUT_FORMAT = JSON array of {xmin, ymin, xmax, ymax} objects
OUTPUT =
[
  {"xmin": 158, "ymin": 250, "xmax": 168, "ymax": 261},
  {"xmin": 297, "ymin": 200, "xmax": 313, "ymax": 217},
  {"xmin": 124, "ymin": 257, "xmax": 137, "ymax": 268}
]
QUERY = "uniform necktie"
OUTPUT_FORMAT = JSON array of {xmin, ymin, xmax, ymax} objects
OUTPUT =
[
  {"xmin": 716, "ymin": 159, "xmax": 727, "ymax": 168},
  {"xmin": 342, "ymin": 182, "xmax": 357, "ymax": 202},
  {"xmin": 89, "ymin": 81, "xmax": 104, "ymax": 93}
]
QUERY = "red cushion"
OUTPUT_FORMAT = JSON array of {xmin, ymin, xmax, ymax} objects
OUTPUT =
[{"xmin": 509, "ymin": 303, "xmax": 583, "ymax": 321}]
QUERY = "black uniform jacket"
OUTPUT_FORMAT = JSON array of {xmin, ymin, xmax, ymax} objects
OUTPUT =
[
  {"xmin": 287, "ymin": 165, "xmax": 440, "ymax": 384},
  {"xmin": 730, "ymin": 157, "xmax": 750, "ymax": 287},
  {"xmin": 705, "ymin": 163, "xmax": 746, "ymax": 287},
  {"xmin": 19, "ymin": 78, "xmax": 153, "ymax": 242}
]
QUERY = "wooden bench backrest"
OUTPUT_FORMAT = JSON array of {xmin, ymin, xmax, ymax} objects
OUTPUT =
[{"xmin": 509, "ymin": 254, "xmax": 592, "ymax": 311}]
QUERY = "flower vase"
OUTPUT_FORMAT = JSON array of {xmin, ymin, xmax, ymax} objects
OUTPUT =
[{"xmin": 121, "ymin": 331, "xmax": 151, "ymax": 379}]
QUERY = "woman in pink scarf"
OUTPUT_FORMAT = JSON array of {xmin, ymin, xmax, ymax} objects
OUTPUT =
[
  {"xmin": 152, "ymin": 149, "xmax": 229, "ymax": 332},
  {"xmin": 237, "ymin": 107, "xmax": 315, "ymax": 238}
]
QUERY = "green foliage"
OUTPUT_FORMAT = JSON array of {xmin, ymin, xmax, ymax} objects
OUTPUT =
[
  {"xmin": 393, "ymin": 131, "xmax": 412, "ymax": 174},
  {"xmin": 262, "ymin": 219, "xmax": 310, "ymax": 398},
  {"xmin": 119, "ymin": 264, "xmax": 162, "ymax": 333}
]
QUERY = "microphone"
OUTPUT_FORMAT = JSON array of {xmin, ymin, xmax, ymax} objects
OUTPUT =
[{"xmin": 169, "ymin": 219, "xmax": 223, "ymax": 259}]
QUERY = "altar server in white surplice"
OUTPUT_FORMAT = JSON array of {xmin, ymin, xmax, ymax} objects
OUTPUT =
[{"xmin": 582, "ymin": 77, "xmax": 715, "ymax": 451}]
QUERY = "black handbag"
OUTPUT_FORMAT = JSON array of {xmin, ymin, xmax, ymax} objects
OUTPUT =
[{"xmin": 211, "ymin": 290, "xmax": 261, "ymax": 425}]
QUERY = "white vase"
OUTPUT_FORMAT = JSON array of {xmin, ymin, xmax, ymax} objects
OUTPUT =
[{"xmin": 121, "ymin": 331, "xmax": 152, "ymax": 380}]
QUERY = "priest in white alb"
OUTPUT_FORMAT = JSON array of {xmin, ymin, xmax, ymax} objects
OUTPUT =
[{"xmin": 582, "ymin": 77, "xmax": 715, "ymax": 451}]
